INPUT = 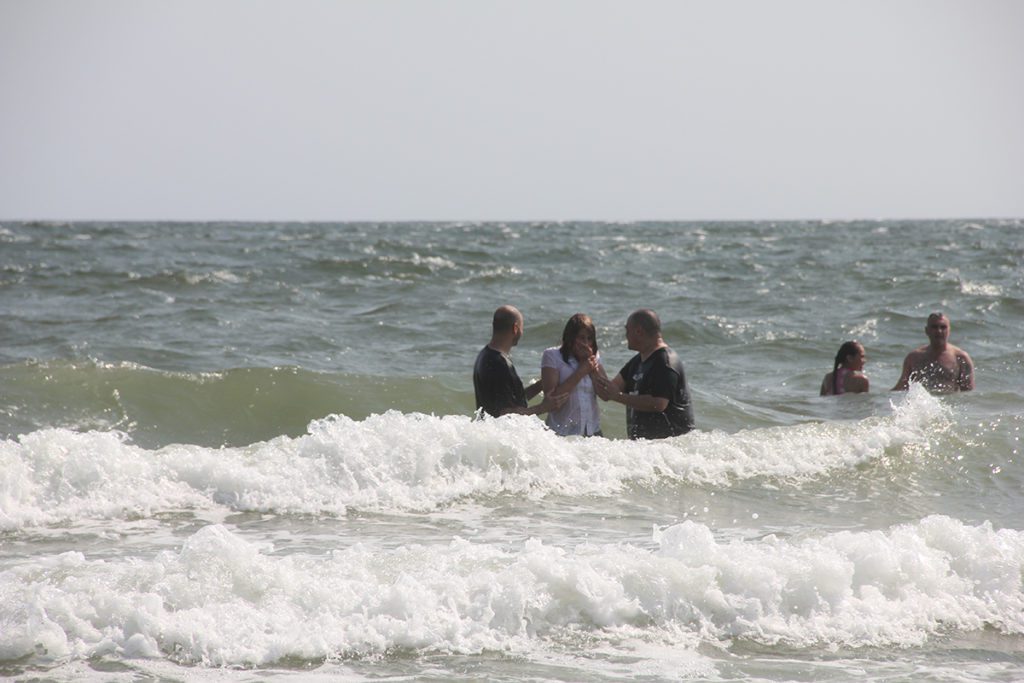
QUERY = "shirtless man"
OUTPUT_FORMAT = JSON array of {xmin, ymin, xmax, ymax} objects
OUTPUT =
[{"xmin": 892, "ymin": 312, "xmax": 974, "ymax": 393}]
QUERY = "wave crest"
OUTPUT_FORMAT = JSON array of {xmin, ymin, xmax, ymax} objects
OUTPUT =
[
  {"xmin": 1, "ymin": 515, "xmax": 1020, "ymax": 666},
  {"xmin": 0, "ymin": 389, "xmax": 948, "ymax": 528}
]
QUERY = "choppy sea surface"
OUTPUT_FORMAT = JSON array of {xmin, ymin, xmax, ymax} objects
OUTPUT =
[{"xmin": 1, "ymin": 219, "xmax": 1022, "ymax": 682}]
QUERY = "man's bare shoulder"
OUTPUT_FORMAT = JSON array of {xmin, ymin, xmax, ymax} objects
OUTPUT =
[
  {"xmin": 949, "ymin": 344, "xmax": 972, "ymax": 360},
  {"xmin": 904, "ymin": 345, "xmax": 931, "ymax": 362}
]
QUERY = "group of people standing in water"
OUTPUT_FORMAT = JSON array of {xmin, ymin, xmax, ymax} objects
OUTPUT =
[
  {"xmin": 473, "ymin": 306, "xmax": 694, "ymax": 440},
  {"xmin": 474, "ymin": 307, "xmax": 974, "ymax": 440}
]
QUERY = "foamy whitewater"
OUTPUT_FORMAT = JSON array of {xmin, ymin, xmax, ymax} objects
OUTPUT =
[{"xmin": 1, "ymin": 220, "xmax": 1022, "ymax": 681}]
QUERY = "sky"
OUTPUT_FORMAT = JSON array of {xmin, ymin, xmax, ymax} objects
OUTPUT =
[{"xmin": 1, "ymin": 0, "xmax": 1022, "ymax": 222}]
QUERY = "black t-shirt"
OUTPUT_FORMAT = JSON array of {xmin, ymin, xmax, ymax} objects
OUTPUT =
[
  {"xmin": 473, "ymin": 346, "xmax": 527, "ymax": 417},
  {"xmin": 618, "ymin": 346, "xmax": 695, "ymax": 439}
]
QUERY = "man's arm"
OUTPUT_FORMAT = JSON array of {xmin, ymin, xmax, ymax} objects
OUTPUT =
[
  {"xmin": 957, "ymin": 351, "xmax": 975, "ymax": 391},
  {"xmin": 502, "ymin": 391, "xmax": 567, "ymax": 416},
  {"xmin": 607, "ymin": 391, "xmax": 669, "ymax": 412},
  {"xmin": 595, "ymin": 372, "xmax": 670, "ymax": 412},
  {"xmin": 892, "ymin": 354, "xmax": 913, "ymax": 391},
  {"xmin": 594, "ymin": 372, "xmax": 625, "ymax": 401},
  {"xmin": 524, "ymin": 379, "xmax": 544, "ymax": 401},
  {"xmin": 503, "ymin": 364, "xmax": 565, "ymax": 416}
]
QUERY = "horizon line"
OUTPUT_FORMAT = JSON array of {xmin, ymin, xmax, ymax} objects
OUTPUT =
[{"xmin": 2, "ymin": 216, "xmax": 1021, "ymax": 225}]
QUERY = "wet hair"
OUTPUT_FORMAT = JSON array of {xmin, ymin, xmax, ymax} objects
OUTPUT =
[
  {"xmin": 492, "ymin": 305, "xmax": 520, "ymax": 334},
  {"xmin": 559, "ymin": 313, "xmax": 598, "ymax": 363},
  {"xmin": 627, "ymin": 309, "xmax": 661, "ymax": 336},
  {"xmin": 927, "ymin": 312, "xmax": 948, "ymax": 325},
  {"xmin": 832, "ymin": 341, "xmax": 862, "ymax": 394}
]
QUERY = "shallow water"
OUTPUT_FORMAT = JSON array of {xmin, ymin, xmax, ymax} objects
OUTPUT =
[{"xmin": 1, "ymin": 220, "xmax": 1022, "ymax": 681}]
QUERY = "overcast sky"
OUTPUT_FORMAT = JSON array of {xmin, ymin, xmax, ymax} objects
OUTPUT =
[{"xmin": 2, "ymin": 0, "xmax": 1022, "ymax": 221}]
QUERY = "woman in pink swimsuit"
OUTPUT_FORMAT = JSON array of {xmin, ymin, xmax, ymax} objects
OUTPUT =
[{"xmin": 820, "ymin": 341, "xmax": 869, "ymax": 395}]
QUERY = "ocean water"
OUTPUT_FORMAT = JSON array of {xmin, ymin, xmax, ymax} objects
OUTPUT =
[{"xmin": 1, "ymin": 219, "xmax": 1022, "ymax": 682}]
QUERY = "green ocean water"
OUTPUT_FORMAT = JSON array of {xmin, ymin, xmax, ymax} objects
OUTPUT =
[
  {"xmin": 4, "ymin": 220, "xmax": 1021, "ymax": 440},
  {"xmin": 1, "ymin": 220, "xmax": 1022, "ymax": 681}
]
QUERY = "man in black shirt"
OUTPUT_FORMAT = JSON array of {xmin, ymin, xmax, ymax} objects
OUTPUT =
[
  {"xmin": 473, "ymin": 305, "xmax": 566, "ymax": 418},
  {"xmin": 595, "ymin": 309, "xmax": 695, "ymax": 439}
]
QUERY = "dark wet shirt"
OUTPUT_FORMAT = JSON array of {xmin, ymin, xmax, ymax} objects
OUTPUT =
[
  {"xmin": 473, "ymin": 346, "xmax": 526, "ymax": 417},
  {"xmin": 619, "ymin": 346, "xmax": 695, "ymax": 439}
]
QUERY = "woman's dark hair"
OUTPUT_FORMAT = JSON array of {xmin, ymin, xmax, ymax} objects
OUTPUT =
[
  {"xmin": 559, "ymin": 313, "xmax": 598, "ymax": 363},
  {"xmin": 832, "ymin": 340, "xmax": 861, "ymax": 394}
]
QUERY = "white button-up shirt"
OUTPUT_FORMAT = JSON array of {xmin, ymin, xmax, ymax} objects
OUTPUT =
[{"xmin": 541, "ymin": 347, "xmax": 602, "ymax": 436}]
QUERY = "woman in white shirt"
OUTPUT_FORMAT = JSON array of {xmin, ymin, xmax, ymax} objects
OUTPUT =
[{"xmin": 541, "ymin": 313, "xmax": 607, "ymax": 436}]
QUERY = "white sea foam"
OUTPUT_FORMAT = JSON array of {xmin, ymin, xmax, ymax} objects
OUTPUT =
[
  {"xmin": 454, "ymin": 265, "xmax": 522, "ymax": 283},
  {"xmin": 618, "ymin": 243, "xmax": 668, "ymax": 254},
  {"xmin": 0, "ymin": 430, "xmax": 211, "ymax": 529},
  {"xmin": 959, "ymin": 280, "xmax": 1003, "ymax": 297},
  {"xmin": 0, "ymin": 516, "xmax": 1020, "ymax": 667},
  {"xmin": 846, "ymin": 317, "xmax": 879, "ymax": 340},
  {"xmin": 183, "ymin": 270, "xmax": 246, "ymax": 285},
  {"xmin": 0, "ymin": 388, "xmax": 948, "ymax": 527},
  {"xmin": 702, "ymin": 314, "xmax": 799, "ymax": 342},
  {"xmin": 409, "ymin": 253, "xmax": 456, "ymax": 269}
]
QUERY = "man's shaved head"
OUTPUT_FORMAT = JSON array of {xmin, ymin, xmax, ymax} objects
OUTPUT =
[
  {"xmin": 492, "ymin": 305, "xmax": 522, "ymax": 334},
  {"xmin": 627, "ymin": 309, "xmax": 662, "ymax": 336}
]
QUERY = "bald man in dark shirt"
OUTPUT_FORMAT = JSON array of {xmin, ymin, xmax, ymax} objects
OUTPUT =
[{"xmin": 473, "ymin": 305, "xmax": 566, "ymax": 417}]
